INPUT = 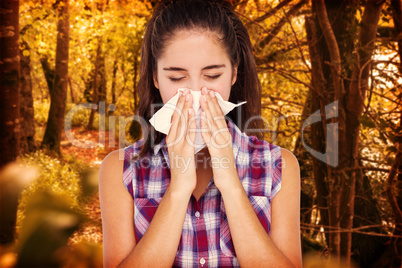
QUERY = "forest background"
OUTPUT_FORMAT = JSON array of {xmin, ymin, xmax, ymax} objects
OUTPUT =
[{"xmin": 0, "ymin": 0, "xmax": 401, "ymax": 267}]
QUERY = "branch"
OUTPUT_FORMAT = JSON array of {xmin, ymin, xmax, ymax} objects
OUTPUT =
[
  {"xmin": 259, "ymin": 64, "xmax": 322, "ymax": 98},
  {"xmin": 255, "ymin": 0, "xmax": 307, "ymax": 52},
  {"xmin": 315, "ymin": 0, "xmax": 344, "ymax": 101},
  {"xmin": 283, "ymin": 4, "xmax": 311, "ymax": 73},
  {"xmin": 391, "ymin": 0, "xmax": 402, "ymax": 74},
  {"xmin": 334, "ymin": 166, "xmax": 391, "ymax": 173},
  {"xmin": 347, "ymin": 0, "xmax": 385, "ymax": 113},
  {"xmin": 246, "ymin": 0, "xmax": 293, "ymax": 25},
  {"xmin": 254, "ymin": 43, "xmax": 304, "ymax": 64},
  {"xmin": 386, "ymin": 151, "xmax": 402, "ymax": 227},
  {"xmin": 267, "ymin": 96, "xmax": 304, "ymax": 107},
  {"xmin": 301, "ymin": 223, "xmax": 402, "ymax": 238}
]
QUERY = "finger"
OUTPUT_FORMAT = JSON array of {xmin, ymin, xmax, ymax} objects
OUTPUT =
[
  {"xmin": 199, "ymin": 88, "xmax": 216, "ymax": 130},
  {"xmin": 201, "ymin": 93, "xmax": 221, "ymax": 137},
  {"xmin": 177, "ymin": 92, "xmax": 193, "ymax": 139},
  {"xmin": 186, "ymin": 108, "xmax": 196, "ymax": 147},
  {"xmin": 200, "ymin": 88, "xmax": 227, "ymax": 131},
  {"xmin": 208, "ymin": 90, "xmax": 227, "ymax": 129},
  {"xmin": 204, "ymin": 89, "xmax": 228, "ymax": 130},
  {"xmin": 199, "ymin": 87, "xmax": 209, "ymax": 113},
  {"xmin": 174, "ymin": 90, "xmax": 192, "ymax": 143},
  {"xmin": 167, "ymin": 91, "xmax": 186, "ymax": 143},
  {"xmin": 203, "ymin": 89, "xmax": 220, "ymax": 116}
]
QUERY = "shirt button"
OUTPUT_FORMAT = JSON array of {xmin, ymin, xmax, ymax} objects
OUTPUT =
[
  {"xmin": 200, "ymin": 257, "xmax": 206, "ymax": 265},
  {"xmin": 195, "ymin": 211, "xmax": 200, "ymax": 218}
]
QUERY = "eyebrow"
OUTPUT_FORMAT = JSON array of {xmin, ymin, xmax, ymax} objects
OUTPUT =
[{"xmin": 162, "ymin": 64, "xmax": 226, "ymax": 72}]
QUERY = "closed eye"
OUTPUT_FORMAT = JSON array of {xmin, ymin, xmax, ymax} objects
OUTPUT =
[
  {"xmin": 205, "ymin": 74, "xmax": 221, "ymax": 80},
  {"xmin": 169, "ymin": 77, "xmax": 185, "ymax": 83}
]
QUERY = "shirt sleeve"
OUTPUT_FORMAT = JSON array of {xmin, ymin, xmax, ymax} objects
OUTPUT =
[
  {"xmin": 122, "ymin": 140, "xmax": 144, "ymax": 198},
  {"xmin": 123, "ymin": 145, "xmax": 135, "ymax": 198},
  {"xmin": 268, "ymin": 144, "xmax": 282, "ymax": 201}
]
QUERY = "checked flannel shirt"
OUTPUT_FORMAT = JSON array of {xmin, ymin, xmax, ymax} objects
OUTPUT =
[{"xmin": 123, "ymin": 120, "xmax": 282, "ymax": 267}]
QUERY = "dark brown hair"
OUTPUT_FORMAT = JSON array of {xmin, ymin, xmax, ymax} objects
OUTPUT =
[{"xmin": 136, "ymin": 0, "xmax": 263, "ymax": 157}]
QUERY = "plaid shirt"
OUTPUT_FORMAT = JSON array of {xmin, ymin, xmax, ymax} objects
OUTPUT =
[{"xmin": 123, "ymin": 120, "xmax": 282, "ymax": 267}]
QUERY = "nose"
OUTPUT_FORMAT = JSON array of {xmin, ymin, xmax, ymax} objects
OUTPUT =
[{"xmin": 187, "ymin": 77, "xmax": 203, "ymax": 92}]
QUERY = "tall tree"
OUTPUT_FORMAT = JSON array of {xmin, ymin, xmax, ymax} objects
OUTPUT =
[
  {"xmin": 308, "ymin": 0, "xmax": 385, "ymax": 264},
  {"xmin": 87, "ymin": 37, "xmax": 103, "ymax": 130},
  {"xmin": 0, "ymin": 0, "xmax": 20, "ymax": 169},
  {"xmin": 386, "ymin": 0, "xmax": 402, "ymax": 263},
  {"xmin": 342, "ymin": 0, "xmax": 384, "ymax": 259},
  {"xmin": 0, "ymin": 0, "xmax": 20, "ymax": 243},
  {"xmin": 87, "ymin": 1, "xmax": 106, "ymax": 130},
  {"xmin": 19, "ymin": 38, "xmax": 36, "ymax": 153},
  {"xmin": 41, "ymin": 0, "xmax": 70, "ymax": 153}
]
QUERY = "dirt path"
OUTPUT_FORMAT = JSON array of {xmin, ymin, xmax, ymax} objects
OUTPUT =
[{"xmin": 60, "ymin": 127, "xmax": 120, "ymax": 246}]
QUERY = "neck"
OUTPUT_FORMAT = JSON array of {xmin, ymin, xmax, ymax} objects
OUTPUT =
[{"xmin": 195, "ymin": 147, "xmax": 211, "ymax": 170}]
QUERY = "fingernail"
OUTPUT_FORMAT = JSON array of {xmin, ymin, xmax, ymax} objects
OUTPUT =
[
  {"xmin": 186, "ymin": 94, "xmax": 191, "ymax": 101},
  {"xmin": 203, "ymin": 95, "xmax": 207, "ymax": 102},
  {"xmin": 202, "ymin": 87, "xmax": 208, "ymax": 94},
  {"xmin": 209, "ymin": 91, "xmax": 215, "ymax": 97},
  {"xmin": 182, "ymin": 90, "xmax": 188, "ymax": 96},
  {"xmin": 188, "ymin": 108, "xmax": 193, "ymax": 116}
]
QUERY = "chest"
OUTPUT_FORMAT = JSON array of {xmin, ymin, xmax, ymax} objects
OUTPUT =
[
  {"xmin": 132, "ymin": 177, "xmax": 273, "ymax": 265},
  {"xmin": 192, "ymin": 165, "xmax": 214, "ymax": 201}
]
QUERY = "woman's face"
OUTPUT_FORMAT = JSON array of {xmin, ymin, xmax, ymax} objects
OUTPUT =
[{"xmin": 154, "ymin": 29, "xmax": 237, "ymax": 103}]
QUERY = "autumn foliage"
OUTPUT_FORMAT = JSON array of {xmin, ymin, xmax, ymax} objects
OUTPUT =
[{"xmin": 0, "ymin": 0, "xmax": 401, "ymax": 267}]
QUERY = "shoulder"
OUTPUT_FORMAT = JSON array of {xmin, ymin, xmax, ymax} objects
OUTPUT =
[
  {"xmin": 100, "ymin": 148, "xmax": 125, "ymax": 168},
  {"xmin": 99, "ymin": 139, "xmax": 143, "ymax": 183},
  {"xmin": 99, "ymin": 138, "xmax": 144, "ymax": 177},
  {"xmin": 280, "ymin": 148, "xmax": 300, "ymax": 183},
  {"xmin": 99, "ymin": 148, "xmax": 125, "ymax": 185}
]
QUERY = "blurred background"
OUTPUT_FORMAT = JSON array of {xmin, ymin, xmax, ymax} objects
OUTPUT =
[{"xmin": 0, "ymin": 0, "xmax": 401, "ymax": 267}]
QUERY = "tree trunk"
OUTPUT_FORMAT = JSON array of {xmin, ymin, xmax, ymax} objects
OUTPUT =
[
  {"xmin": 68, "ymin": 76, "xmax": 75, "ymax": 103},
  {"xmin": 305, "ymin": 17, "xmax": 330, "ymax": 245},
  {"xmin": 87, "ymin": 2, "xmax": 105, "ymax": 130},
  {"xmin": 98, "ymin": 54, "xmax": 107, "ymax": 103},
  {"xmin": 341, "ymin": 0, "xmax": 384, "ymax": 261},
  {"xmin": 353, "ymin": 169, "xmax": 389, "ymax": 267},
  {"xmin": 293, "ymin": 94, "xmax": 316, "ymax": 233},
  {"xmin": 391, "ymin": 0, "xmax": 402, "ymax": 74},
  {"xmin": 385, "ymin": 1, "xmax": 402, "ymax": 264},
  {"xmin": 19, "ymin": 39, "xmax": 36, "ymax": 153},
  {"xmin": 0, "ymin": 0, "xmax": 20, "ymax": 170},
  {"xmin": 40, "ymin": 55, "xmax": 54, "ymax": 97},
  {"xmin": 41, "ymin": 0, "xmax": 70, "ymax": 153},
  {"xmin": 87, "ymin": 38, "xmax": 102, "ymax": 130},
  {"xmin": 312, "ymin": 0, "xmax": 348, "ymax": 258},
  {"xmin": 309, "ymin": 0, "xmax": 384, "ymax": 264},
  {"xmin": 0, "ymin": 0, "xmax": 20, "ymax": 243},
  {"xmin": 111, "ymin": 59, "xmax": 118, "ymax": 107}
]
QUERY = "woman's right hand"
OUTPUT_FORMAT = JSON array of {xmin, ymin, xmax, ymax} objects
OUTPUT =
[{"xmin": 166, "ymin": 89, "xmax": 197, "ymax": 195}]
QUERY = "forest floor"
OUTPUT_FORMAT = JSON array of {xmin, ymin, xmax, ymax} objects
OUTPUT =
[{"xmin": 59, "ymin": 127, "xmax": 119, "ymax": 246}]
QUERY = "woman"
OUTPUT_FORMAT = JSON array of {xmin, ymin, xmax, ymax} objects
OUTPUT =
[{"xmin": 99, "ymin": 0, "xmax": 302, "ymax": 267}]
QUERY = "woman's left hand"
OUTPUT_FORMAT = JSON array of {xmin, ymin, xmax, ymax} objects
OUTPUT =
[{"xmin": 199, "ymin": 87, "xmax": 241, "ymax": 193}]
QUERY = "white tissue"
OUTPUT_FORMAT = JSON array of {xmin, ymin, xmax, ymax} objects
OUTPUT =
[{"xmin": 149, "ymin": 88, "xmax": 246, "ymax": 153}]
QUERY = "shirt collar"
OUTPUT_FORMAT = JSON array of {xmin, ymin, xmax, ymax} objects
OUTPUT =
[{"xmin": 153, "ymin": 138, "xmax": 166, "ymax": 156}]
